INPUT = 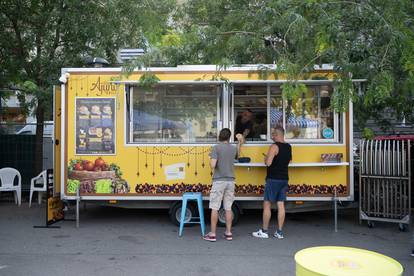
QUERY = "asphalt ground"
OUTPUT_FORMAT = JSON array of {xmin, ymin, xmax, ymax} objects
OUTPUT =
[{"xmin": 0, "ymin": 198, "xmax": 412, "ymax": 276}]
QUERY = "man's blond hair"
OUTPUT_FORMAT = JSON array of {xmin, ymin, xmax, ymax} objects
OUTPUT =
[{"xmin": 272, "ymin": 126, "xmax": 285, "ymax": 136}]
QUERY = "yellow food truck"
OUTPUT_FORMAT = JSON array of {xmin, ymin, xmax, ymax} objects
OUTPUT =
[{"xmin": 55, "ymin": 65, "xmax": 361, "ymax": 225}]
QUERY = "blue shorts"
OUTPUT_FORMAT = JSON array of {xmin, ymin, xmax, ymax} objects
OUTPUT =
[{"xmin": 264, "ymin": 178, "xmax": 288, "ymax": 202}]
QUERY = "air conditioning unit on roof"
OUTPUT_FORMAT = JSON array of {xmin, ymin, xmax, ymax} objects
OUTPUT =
[{"xmin": 118, "ymin": 49, "xmax": 145, "ymax": 63}]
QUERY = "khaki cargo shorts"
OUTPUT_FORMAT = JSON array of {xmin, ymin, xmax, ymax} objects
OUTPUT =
[{"xmin": 209, "ymin": 180, "xmax": 235, "ymax": 210}]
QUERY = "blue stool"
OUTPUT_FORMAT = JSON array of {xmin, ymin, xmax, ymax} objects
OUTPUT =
[{"xmin": 179, "ymin": 192, "xmax": 205, "ymax": 237}]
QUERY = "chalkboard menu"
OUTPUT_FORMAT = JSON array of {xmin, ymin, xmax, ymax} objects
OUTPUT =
[{"xmin": 75, "ymin": 98, "xmax": 115, "ymax": 155}]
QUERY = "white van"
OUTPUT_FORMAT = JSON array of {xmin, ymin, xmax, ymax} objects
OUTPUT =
[
  {"xmin": 15, "ymin": 121, "xmax": 54, "ymax": 171},
  {"xmin": 15, "ymin": 121, "xmax": 54, "ymax": 137}
]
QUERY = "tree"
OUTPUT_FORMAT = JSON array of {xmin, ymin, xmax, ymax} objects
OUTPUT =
[
  {"xmin": 0, "ymin": 0, "xmax": 174, "ymax": 174},
  {"xmin": 158, "ymin": 0, "xmax": 414, "ymax": 131}
]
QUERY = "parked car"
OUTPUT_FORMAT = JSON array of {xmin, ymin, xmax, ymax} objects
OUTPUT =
[{"xmin": 15, "ymin": 121, "xmax": 54, "ymax": 137}]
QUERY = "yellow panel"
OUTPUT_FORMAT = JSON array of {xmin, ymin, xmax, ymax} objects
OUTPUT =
[{"xmin": 63, "ymin": 71, "xmax": 349, "ymax": 198}]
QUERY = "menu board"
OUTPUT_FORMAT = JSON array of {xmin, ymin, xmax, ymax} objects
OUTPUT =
[{"xmin": 75, "ymin": 98, "xmax": 115, "ymax": 155}]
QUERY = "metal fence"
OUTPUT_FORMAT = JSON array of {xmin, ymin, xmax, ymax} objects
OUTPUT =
[
  {"xmin": 0, "ymin": 122, "xmax": 53, "ymax": 192},
  {"xmin": 359, "ymin": 139, "xmax": 411, "ymax": 230}
]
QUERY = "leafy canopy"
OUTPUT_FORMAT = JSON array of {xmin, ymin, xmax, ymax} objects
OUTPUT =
[
  {"xmin": 0, "ymin": 0, "xmax": 174, "ymax": 173},
  {"xmin": 0, "ymin": 0, "xmax": 174, "ymax": 114},
  {"xmin": 155, "ymin": 0, "xmax": 414, "ymax": 129}
]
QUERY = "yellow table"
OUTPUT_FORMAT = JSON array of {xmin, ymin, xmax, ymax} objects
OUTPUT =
[{"xmin": 295, "ymin": 246, "xmax": 403, "ymax": 276}]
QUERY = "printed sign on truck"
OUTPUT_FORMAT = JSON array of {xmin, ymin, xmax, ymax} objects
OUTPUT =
[{"xmin": 75, "ymin": 97, "xmax": 115, "ymax": 155}]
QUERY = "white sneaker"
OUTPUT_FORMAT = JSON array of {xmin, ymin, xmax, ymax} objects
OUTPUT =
[
  {"xmin": 252, "ymin": 229, "xmax": 269, "ymax": 238},
  {"xmin": 274, "ymin": 230, "xmax": 284, "ymax": 239}
]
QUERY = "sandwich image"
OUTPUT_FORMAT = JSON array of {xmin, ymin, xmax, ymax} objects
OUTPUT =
[
  {"xmin": 79, "ymin": 106, "xmax": 90, "ymax": 115},
  {"xmin": 103, "ymin": 128, "xmax": 112, "ymax": 140},
  {"xmin": 103, "ymin": 105, "xmax": 112, "ymax": 115},
  {"xmin": 91, "ymin": 105, "xmax": 101, "ymax": 115}
]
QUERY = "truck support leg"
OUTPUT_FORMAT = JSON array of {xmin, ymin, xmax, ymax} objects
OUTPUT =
[
  {"xmin": 76, "ymin": 187, "xmax": 80, "ymax": 228},
  {"xmin": 334, "ymin": 190, "xmax": 338, "ymax": 233}
]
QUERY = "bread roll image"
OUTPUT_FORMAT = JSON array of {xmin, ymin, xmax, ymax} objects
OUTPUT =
[{"xmin": 91, "ymin": 105, "xmax": 101, "ymax": 115}]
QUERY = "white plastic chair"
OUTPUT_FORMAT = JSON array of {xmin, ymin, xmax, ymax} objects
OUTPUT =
[
  {"xmin": 0, "ymin": 167, "xmax": 22, "ymax": 206},
  {"xmin": 29, "ymin": 170, "xmax": 47, "ymax": 207}
]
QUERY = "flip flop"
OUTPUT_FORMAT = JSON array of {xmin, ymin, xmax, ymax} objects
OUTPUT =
[
  {"xmin": 224, "ymin": 233, "xmax": 233, "ymax": 241},
  {"xmin": 203, "ymin": 233, "xmax": 217, "ymax": 242}
]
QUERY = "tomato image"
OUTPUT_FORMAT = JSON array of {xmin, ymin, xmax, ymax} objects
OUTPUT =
[
  {"xmin": 84, "ymin": 161, "xmax": 95, "ymax": 171},
  {"xmin": 94, "ymin": 157, "xmax": 106, "ymax": 168}
]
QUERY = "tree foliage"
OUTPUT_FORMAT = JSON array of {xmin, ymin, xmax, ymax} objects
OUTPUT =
[
  {"xmin": 0, "ymin": 0, "xmax": 174, "ymax": 172},
  {"xmin": 157, "ymin": 0, "xmax": 414, "ymax": 130},
  {"xmin": 1, "ymin": 0, "xmax": 414, "ymax": 140}
]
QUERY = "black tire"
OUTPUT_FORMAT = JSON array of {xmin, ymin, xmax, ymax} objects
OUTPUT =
[
  {"xmin": 367, "ymin": 221, "xmax": 374, "ymax": 228},
  {"xmin": 169, "ymin": 202, "xmax": 196, "ymax": 227},
  {"xmin": 217, "ymin": 203, "xmax": 240, "ymax": 227}
]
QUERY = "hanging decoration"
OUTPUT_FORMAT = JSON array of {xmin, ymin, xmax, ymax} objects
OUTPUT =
[
  {"xmin": 159, "ymin": 147, "xmax": 163, "ymax": 168},
  {"xmin": 152, "ymin": 147, "xmax": 155, "ymax": 176},
  {"xmin": 194, "ymin": 147, "xmax": 198, "ymax": 176},
  {"xmin": 136, "ymin": 147, "xmax": 140, "ymax": 176},
  {"xmin": 187, "ymin": 147, "xmax": 190, "ymax": 167},
  {"xmin": 145, "ymin": 146, "xmax": 148, "ymax": 168},
  {"xmin": 132, "ymin": 146, "xmax": 212, "ymax": 179},
  {"xmin": 202, "ymin": 146, "xmax": 205, "ymax": 168}
]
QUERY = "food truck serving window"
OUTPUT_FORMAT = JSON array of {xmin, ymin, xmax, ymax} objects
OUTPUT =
[
  {"xmin": 128, "ymin": 84, "xmax": 220, "ymax": 144},
  {"xmin": 232, "ymin": 83, "xmax": 340, "ymax": 143},
  {"xmin": 281, "ymin": 85, "xmax": 337, "ymax": 141},
  {"xmin": 233, "ymin": 85, "xmax": 267, "ymax": 142}
]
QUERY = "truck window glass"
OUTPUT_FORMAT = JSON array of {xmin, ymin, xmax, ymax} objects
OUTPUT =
[
  {"xmin": 233, "ymin": 85, "xmax": 267, "ymax": 142},
  {"xmin": 285, "ymin": 85, "xmax": 335, "ymax": 140},
  {"xmin": 131, "ymin": 84, "xmax": 219, "ymax": 143}
]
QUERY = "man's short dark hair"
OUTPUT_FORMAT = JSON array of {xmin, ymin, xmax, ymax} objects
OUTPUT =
[{"xmin": 219, "ymin": 128, "xmax": 231, "ymax": 141}]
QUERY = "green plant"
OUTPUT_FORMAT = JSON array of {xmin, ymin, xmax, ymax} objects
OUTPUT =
[
  {"xmin": 362, "ymin": 128, "xmax": 375, "ymax": 140},
  {"xmin": 139, "ymin": 72, "xmax": 160, "ymax": 91},
  {"xmin": 281, "ymin": 81, "xmax": 307, "ymax": 101}
]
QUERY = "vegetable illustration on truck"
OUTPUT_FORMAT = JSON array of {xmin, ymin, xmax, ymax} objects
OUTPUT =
[{"xmin": 67, "ymin": 157, "xmax": 128, "ymax": 194}]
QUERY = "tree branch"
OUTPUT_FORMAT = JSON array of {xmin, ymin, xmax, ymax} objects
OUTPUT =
[
  {"xmin": 48, "ymin": 6, "xmax": 64, "ymax": 61},
  {"xmin": 300, "ymin": 54, "xmax": 323, "ymax": 75},
  {"xmin": 4, "ymin": 13, "xmax": 26, "ymax": 61},
  {"xmin": 379, "ymin": 41, "xmax": 392, "ymax": 70},
  {"xmin": 217, "ymin": 31, "xmax": 262, "ymax": 36},
  {"xmin": 284, "ymin": 15, "xmax": 301, "ymax": 44},
  {"xmin": 327, "ymin": 0, "xmax": 392, "ymax": 29}
]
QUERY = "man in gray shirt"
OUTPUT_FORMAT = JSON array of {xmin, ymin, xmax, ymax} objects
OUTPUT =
[{"xmin": 204, "ymin": 128, "xmax": 241, "ymax": 242}]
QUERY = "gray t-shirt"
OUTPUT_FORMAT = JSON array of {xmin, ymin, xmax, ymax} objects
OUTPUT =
[{"xmin": 209, "ymin": 143, "xmax": 238, "ymax": 181}]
